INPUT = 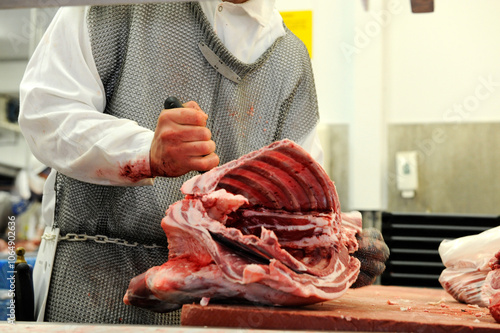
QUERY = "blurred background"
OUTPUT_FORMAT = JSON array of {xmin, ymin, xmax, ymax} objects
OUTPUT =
[{"xmin": 0, "ymin": 0, "xmax": 498, "ymax": 309}]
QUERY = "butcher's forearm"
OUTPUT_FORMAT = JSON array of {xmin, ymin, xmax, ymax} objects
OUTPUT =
[
  {"xmin": 19, "ymin": 106, "xmax": 155, "ymax": 186},
  {"xmin": 18, "ymin": 6, "xmax": 156, "ymax": 186}
]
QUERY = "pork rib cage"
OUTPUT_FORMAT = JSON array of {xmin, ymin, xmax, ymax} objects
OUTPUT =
[{"xmin": 124, "ymin": 139, "xmax": 361, "ymax": 312}]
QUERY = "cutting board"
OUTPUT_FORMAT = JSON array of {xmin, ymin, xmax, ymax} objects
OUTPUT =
[{"xmin": 181, "ymin": 285, "xmax": 500, "ymax": 332}]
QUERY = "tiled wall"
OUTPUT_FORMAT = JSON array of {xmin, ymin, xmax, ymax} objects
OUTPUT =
[
  {"xmin": 387, "ymin": 123, "xmax": 500, "ymax": 215},
  {"xmin": 319, "ymin": 122, "xmax": 500, "ymax": 215}
]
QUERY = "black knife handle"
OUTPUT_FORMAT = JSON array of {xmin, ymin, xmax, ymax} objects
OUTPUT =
[
  {"xmin": 163, "ymin": 96, "xmax": 208, "ymax": 174},
  {"xmin": 164, "ymin": 97, "xmax": 183, "ymax": 109}
]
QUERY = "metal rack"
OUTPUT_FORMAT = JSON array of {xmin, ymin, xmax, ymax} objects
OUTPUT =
[{"xmin": 380, "ymin": 212, "xmax": 500, "ymax": 288}]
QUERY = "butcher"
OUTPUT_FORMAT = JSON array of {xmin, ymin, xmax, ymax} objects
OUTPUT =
[{"xmin": 19, "ymin": 0, "xmax": 388, "ymax": 325}]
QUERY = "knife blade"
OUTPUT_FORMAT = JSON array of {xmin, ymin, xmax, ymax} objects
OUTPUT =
[
  {"xmin": 208, "ymin": 230, "xmax": 271, "ymax": 265},
  {"xmin": 208, "ymin": 230, "xmax": 303, "ymax": 274}
]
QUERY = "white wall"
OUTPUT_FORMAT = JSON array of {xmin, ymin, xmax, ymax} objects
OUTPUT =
[
  {"xmin": 349, "ymin": 0, "xmax": 388, "ymax": 211},
  {"xmin": 0, "ymin": 60, "xmax": 28, "ymax": 94},
  {"xmin": 385, "ymin": 0, "xmax": 500, "ymax": 124},
  {"xmin": 276, "ymin": 0, "xmax": 355, "ymax": 125},
  {"xmin": 276, "ymin": 0, "xmax": 500, "ymax": 125}
]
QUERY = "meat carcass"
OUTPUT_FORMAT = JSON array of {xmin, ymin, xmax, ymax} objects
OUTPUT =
[
  {"xmin": 438, "ymin": 226, "xmax": 500, "ymax": 323},
  {"xmin": 488, "ymin": 252, "xmax": 500, "ymax": 323},
  {"xmin": 124, "ymin": 139, "xmax": 361, "ymax": 311}
]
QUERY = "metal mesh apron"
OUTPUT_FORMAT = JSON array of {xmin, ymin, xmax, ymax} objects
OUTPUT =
[{"xmin": 45, "ymin": 2, "xmax": 319, "ymax": 325}]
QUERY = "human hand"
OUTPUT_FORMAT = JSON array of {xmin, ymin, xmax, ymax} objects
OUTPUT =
[
  {"xmin": 150, "ymin": 101, "xmax": 219, "ymax": 177},
  {"xmin": 351, "ymin": 228, "xmax": 390, "ymax": 288}
]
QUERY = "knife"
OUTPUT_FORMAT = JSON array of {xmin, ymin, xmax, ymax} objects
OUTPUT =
[
  {"xmin": 163, "ymin": 96, "xmax": 210, "ymax": 174},
  {"xmin": 208, "ymin": 230, "xmax": 271, "ymax": 265},
  {"xmin": 208, "ymin": 230, "xmax": 303, "ymax": 274},
  {"xmin": 163, "ymin": 98, "xmax": 300, "ymax": 274}
]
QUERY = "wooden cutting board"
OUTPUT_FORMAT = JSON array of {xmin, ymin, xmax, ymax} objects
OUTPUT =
[{"xmin": 181, "ymin": 285, "xmax": 500, "ymax": 332}]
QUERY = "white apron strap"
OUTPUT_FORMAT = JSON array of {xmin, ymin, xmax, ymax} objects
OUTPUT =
[{"xmin": 33, "ymin": 227, "xmax": 59, "ymax": 322}]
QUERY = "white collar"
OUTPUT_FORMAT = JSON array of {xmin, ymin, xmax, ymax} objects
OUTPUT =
[
  {"xmin": 222, "ymin": 0, "xmax": 276, "ymax": 27},
  {"xmin": 201, "ymin": 0, "xmax": 277, "ymax": 28}
]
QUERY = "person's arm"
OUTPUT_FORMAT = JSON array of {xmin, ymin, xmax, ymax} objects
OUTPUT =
[
  {"xmin": 19, "ymin": 7, "xmax": 154, "ymax": 186},
  {"xmin": 19, "ymin": 7, "xmax": 217, "ymax": 186}
]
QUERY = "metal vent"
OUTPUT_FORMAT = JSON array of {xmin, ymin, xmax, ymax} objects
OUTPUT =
[{"xmin": 380, "ymin": 212, "xmax": 499, "ymax": 288}]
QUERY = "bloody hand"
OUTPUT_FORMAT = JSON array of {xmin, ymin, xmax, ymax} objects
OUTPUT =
[
  {"xmin": 351, "ymin": 228, "xmax": 390, "ymax": 288},
  {"xmin": 150, "ymin": 101, "xmax": 219, "ymax": 177}
]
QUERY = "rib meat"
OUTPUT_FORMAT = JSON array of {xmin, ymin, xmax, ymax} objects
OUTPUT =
[
  {"xmin": 488, "ymin": 251, "xmax": 500, "ymax": 323},
  {"xmin": 124, "ymin": 139, "xmax": 361, "ymax": 311},
  {"xmin": 439, "ymin": 226, "xmax": 500, "ymax": 323}
]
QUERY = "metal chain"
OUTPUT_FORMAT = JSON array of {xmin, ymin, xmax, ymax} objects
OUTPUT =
[{"xmin": 43, "ymin": 232, "xmax": 165, "ymax": 249}]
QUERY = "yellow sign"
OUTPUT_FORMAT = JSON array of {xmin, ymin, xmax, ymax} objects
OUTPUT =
[{"xmin": 280, "ymin": 10, "xmax": 313, "ymax": 58}]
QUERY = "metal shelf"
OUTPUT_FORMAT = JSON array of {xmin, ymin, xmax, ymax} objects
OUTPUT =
[{"xmin": 380, "ymin": 212, "xmax": 499, "ymax": 288}]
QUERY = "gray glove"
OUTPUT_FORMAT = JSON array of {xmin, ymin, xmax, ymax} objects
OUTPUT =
[{"xmin": 351, "ymin": 228, "xmax": 390, "ymax": 288}]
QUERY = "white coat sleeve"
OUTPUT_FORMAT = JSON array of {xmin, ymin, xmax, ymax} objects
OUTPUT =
[
  {"xmin": 297, "ymin": 125, "xmax": 324, "ymax": 166},
  {"xmin": 19, "ymin": 6, "xmax": 155, "ymax": 186}
]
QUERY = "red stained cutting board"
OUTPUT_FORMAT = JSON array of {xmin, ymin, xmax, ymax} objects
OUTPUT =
[{"xmin": 181, "ymin": 285, "xmax": 500, "ymax": 332}]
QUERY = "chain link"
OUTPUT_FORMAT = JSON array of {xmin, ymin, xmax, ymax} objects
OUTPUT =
[{"xmin": 50, "ymin": 232, "xmax": 164, "ymax": 249}]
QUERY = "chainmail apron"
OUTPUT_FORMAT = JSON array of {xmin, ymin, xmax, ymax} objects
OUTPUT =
[{"xmin": 45, "ymin": 2, "xmax": 319, "ymax": 325}]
